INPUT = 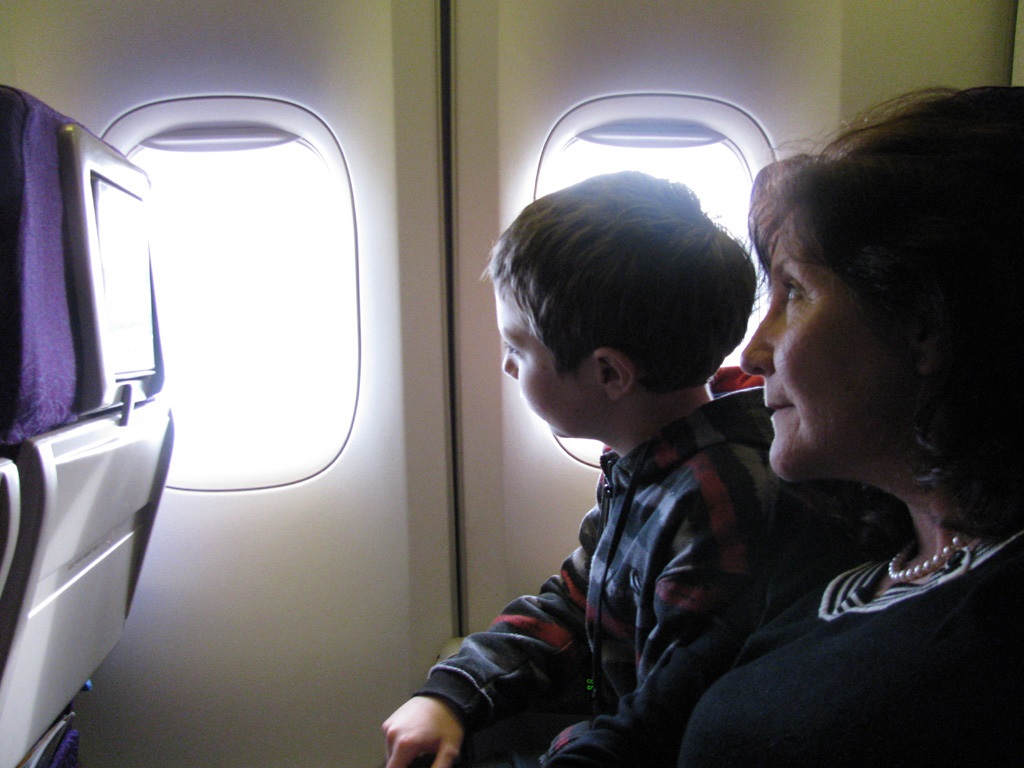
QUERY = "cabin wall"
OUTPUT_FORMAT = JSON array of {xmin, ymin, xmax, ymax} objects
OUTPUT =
[
  {"xmin": 841, "ymin": 2, "xmax": 1014, "ymax": 120},
  {"xmin": 1014, "ymin": 0, "xmax": 1024, "ymax": 84}
]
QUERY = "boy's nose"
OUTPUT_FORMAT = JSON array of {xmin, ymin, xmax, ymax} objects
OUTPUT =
[{"xmin": 503, "ymin": 356, "xmax": 519, "ymax": 379}]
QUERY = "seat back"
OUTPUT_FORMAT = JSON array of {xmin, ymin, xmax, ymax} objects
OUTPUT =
[
  {"xmin": 0, "ymin": 85, "xmax": 172, "ymax": 768},
  {"xmin": 0, "ymin": 460, "xmax": 18, "ymax": 613}
]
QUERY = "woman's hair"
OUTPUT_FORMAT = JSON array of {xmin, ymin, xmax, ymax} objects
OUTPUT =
[
  {"xmin": 488, "ymin": 171, "xmax": 755, "ymax": 391},
  {"xmin": 749, "ymin": 87, "xmax": 1024, "ymax": 536}
]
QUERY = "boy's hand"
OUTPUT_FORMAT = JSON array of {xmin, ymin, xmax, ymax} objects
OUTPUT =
[{"xmin": 382, "ymin": 695, "xmax": 465, "ymax": 768}]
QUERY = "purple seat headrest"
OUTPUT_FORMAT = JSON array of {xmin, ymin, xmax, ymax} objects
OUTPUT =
[{"xmin": 0, "ymin": 86, "xmax": 79, "ymax": 445}]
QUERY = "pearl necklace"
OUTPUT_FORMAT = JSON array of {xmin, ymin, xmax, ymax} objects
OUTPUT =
[{"xmin": 888, "ymin": 535, "xmax": 966, "ymax": 584}]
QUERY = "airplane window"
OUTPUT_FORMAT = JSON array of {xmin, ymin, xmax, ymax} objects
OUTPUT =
[
  {"xmin": 534, "ymin": 96, "xmax": 773, "ymax": 466},
  {"xmin": 121, "ymin": 111, "xmax": 359, "ymax": 491}
]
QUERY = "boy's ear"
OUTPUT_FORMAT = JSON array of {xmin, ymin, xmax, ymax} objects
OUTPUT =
[{"xmin": 591, "ymin": 347, "xmax": 638, "ymax": 401}]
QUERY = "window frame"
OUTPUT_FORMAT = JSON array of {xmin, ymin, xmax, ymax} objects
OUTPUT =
[
  {"xmin": 104, "ymin": 96, "xmax": 361, "ymax": 491},
  {"xmin": 534, "ymin": 93, "xmax": 774, "ymax": 467},
  {"xmin": 536, "ymin": 93, "xmax": 775, "ymax": 199}
]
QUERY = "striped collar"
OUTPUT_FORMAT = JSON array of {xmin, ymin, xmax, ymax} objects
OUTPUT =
[{"xmin": 819, "ymin": 529, "xmax": 1024, "ymax": 620}]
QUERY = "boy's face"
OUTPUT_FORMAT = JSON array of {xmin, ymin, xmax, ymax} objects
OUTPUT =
[{"xmin": 494, "ymin": 291, "xmax": 605, "ymax": 441}]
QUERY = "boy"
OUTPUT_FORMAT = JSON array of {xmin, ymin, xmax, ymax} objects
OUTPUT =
[{"xmin": 382, "ymin": 172, "xmax": 832, "ymax": 768}]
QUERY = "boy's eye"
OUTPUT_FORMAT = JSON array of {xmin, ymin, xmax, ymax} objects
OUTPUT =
[{"xmin": 503, "ymin": 341, "xmax": 519, "ymax": 357}]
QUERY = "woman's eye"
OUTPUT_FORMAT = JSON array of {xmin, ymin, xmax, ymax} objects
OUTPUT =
[{"xmin": 782, "ymin": 281, "xmax": 803, "ymax": 303}]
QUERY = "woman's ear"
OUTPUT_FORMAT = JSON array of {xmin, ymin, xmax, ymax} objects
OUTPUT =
[{"xmin": 591, "ymin": 347, "xmax": 638, "ymax": 401}]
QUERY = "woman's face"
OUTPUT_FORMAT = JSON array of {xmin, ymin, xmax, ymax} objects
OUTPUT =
[{"xmin": 741, "ymin": 229, "xmax": 920, "ymax": 491}]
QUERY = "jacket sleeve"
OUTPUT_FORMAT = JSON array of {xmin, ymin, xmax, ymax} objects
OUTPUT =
[
  {"xmin": 414, "ymin": 503, "xmax": 602, "ymax": 731},
  {"xmin": 540, "ymin": 609, "xmax": 753, "ymax": 768}
]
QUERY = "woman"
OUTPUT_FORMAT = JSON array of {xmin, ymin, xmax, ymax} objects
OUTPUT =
[{"xmin": 676, "ymin": 87, "xmax": 1024, "ymax": 766}]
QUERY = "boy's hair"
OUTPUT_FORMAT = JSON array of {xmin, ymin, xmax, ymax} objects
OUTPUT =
[{"xmin": 487, "ymin": 171, "xmax": 755, "ymax": 392}]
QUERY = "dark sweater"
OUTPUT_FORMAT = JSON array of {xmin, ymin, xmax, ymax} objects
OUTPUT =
[{"xmin": 677, "ymin": 531, "xmax": 1024, "ymax": 767}]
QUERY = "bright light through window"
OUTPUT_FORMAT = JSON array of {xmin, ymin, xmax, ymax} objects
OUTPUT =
[
  {"xmin": 537, "ymin": 138, "xmax": 752, "ymax": 242},
  {"xmin": 134, "ymin": 135, "xmax": 359, "ymax": 490}
]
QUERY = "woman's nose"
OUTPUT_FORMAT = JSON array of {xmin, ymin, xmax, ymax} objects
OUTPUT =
[{"xmin": 740, "ymin": 318, "xmax": 775, "ymax": 377}]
